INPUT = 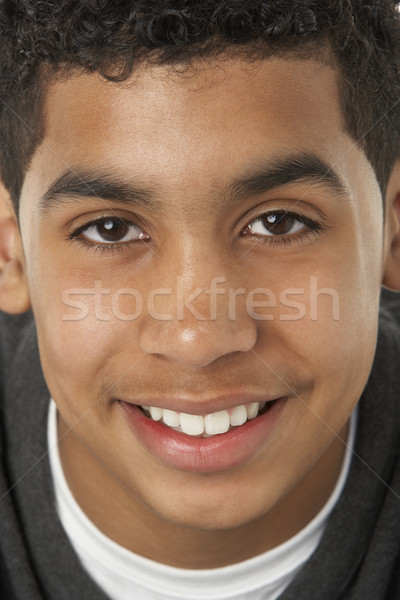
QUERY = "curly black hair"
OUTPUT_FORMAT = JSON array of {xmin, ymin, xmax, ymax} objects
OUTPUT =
[{"xmin": 0, "ymin": 0, "xmax": 400, "ymax": 210}]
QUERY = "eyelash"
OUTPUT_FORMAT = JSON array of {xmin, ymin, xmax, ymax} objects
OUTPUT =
[
  {"xmin": 241, "ymin": 210, "xmax": 323, "ymax": 247},
  {"xmin": 67, "ymin": 216, "xmax": 147, "ymax": 255},
  {"xmin": 67, "ymin": 210, "xmax": 323, "ymax": 254}
]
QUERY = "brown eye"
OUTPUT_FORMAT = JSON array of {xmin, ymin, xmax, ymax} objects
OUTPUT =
[
  {"xmin": 95, "ymin": 219, "xmax": 129, "ymax": 242},
  {"xmin": 243, "ymin": 211, "xmax": 309, "ymax": 237},
  {"xmin": 78, "ymin": 217, "xmax": 149, "ymax": 244},
  {"xmin": 261, "ymin": 213, "xmax": 300, "ymax": 236}
]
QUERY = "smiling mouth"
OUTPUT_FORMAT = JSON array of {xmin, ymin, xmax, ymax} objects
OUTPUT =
[{"xmin": 138, "ymin": 401, "xmax": 274, "ymax": 437}]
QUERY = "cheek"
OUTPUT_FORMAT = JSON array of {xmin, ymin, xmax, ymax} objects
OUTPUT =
[
  {"xmin": 26, "ymin": 258, "xmax": 142, "ymax": 398},
  {"xmin": 270, "ymin": 257, "xmax": 381, "ymax": 390}
]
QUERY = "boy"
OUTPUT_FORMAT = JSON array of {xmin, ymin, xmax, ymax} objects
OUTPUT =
[{"xmin": 0, "ymin": 1, "xmax": 400, "ymax": 598}]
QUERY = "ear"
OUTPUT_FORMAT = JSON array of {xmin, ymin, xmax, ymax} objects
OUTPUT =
[
  {"xmin": 0, "ymin": 180, "xmax": 31, "ymax": 313},
  {"xmin": 382, "ymin": 160, "xmax": 400, "ymax": 291}
]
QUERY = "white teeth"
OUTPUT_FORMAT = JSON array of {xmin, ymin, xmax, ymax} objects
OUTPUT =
[
  {"xmin": 230, "ymin": 405, "xmax": 247, "ymax": 426},
  {"xmin": 205, "ymin": 410, "xmax": 230, "ymax": 435},
  {"xmin": 180, "ymin": 413, "xmax": 205, "ymax": 436},
  {"xmin": 162, "ymin": 409, "xmax": 180, "ymax": 427},
  {"xmin": 149, "ymin": 406, "xmax": 163, "ymax": 421},
  {"xmin": 142, "ymin": 401, "xmax": 269, "ymax": 437},
  {"xmin": 246, "ymin": 402, "xmax": 259, "ymax": 420}
]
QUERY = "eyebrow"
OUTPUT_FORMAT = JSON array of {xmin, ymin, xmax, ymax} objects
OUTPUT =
[
  {"xmin": 227, "ymin": 152, "xmax": 349, "ymax": 202},
  {"xmin": 38, "ymin": 152, "xmax": 349, "ymax": 215},
  {"xmin": 38, "ymin": 169, "xmax": 160, "ymax": 214}
]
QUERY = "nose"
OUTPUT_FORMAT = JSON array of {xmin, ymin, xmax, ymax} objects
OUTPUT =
[{"xmin": 138, "ymin": 275, "xmax": 258, "ymax": 368}]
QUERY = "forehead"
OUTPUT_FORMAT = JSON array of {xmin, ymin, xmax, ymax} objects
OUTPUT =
[{"xmin": 24, "ymin": 56, "xmax": 373, "ymax": 215}]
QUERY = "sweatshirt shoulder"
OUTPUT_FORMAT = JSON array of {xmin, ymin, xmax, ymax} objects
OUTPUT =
[
  {"xmin": 0, "ymin": 310, "xmax": 35, "ymax": 383},
  {"xmin": 379, "ymin": 288, "xmax": 400, "ymax": 329}
]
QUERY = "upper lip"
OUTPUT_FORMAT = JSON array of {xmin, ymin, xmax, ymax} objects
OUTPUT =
[{"xmin": 117, "ymin": 391, "xmax": 285, "ymax": 416}]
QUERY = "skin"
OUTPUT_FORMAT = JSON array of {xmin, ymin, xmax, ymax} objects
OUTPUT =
[{"xmin": 1, "ymin": 56, "xmax": 400, "ymax": 569}]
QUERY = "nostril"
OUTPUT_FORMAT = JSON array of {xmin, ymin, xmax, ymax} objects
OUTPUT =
[{"xmin": 138, "ymin": 308, "xmax": 257, "ymax": 367}]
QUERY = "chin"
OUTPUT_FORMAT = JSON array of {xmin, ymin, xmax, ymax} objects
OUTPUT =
[{"xmin": 147, "ymin": 479, "xmax": 272, "ymax": 532}]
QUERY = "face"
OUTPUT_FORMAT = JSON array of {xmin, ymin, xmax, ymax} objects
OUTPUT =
[{"xmin": 17, "ymin": 57, "xmax": 387, "ymax": 556}]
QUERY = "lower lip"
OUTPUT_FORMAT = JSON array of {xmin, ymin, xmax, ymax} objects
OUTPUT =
[{"xmin": 118, "ymin": 398, "xmax": 287, "ymax": 473}]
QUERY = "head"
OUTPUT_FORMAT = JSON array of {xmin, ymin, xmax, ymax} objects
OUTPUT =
[
  {"xmin": 1, "ymin": 1, "xmax": 400, "ymax": 209},
  {"xmin": 1, "ymin": 1, "xmax": 400, "ymax": 564}
]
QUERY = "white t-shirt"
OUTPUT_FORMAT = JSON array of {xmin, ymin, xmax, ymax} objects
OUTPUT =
[{"xmin": 48, "ymin": 400, "xmax": 356, "ymax": 600}]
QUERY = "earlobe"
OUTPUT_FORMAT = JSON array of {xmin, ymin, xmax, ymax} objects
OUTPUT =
[
  {"xmin": 382, "ymin": 160, "xmax": 400, "ymax": 291},
  {"xmin": 0, "ymin": 185, "xmax": 31, "ymax": 314}
]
